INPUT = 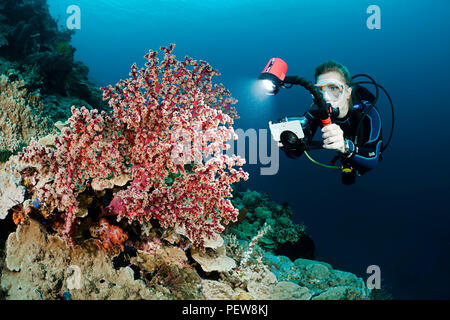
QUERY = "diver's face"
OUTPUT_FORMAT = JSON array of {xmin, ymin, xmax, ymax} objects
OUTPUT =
[{"xmin": 316, "ymin": 71, "xmax": 352, "ymax": 118}]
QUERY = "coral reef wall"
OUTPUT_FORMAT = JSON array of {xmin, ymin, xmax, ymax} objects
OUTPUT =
[
  {"xmin": 0, "ymin": 74, "xmax": 51, "ymax": 153},
  {"xmin": 0, "ymin": 1, "xmax": 375, "ymax": 301},
  {"xmin": 0, "ymin": 0, "xmax": 107, "ymax": 163}
]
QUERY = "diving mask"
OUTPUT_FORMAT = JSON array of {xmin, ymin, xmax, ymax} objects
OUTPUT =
[{"xmin": 314, "ymin": 79, "xmax": 348, "ymax": 102}]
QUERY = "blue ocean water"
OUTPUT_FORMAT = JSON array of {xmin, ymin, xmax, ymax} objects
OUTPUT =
[{"xmin": 48, "ymin": 0, "xmax": 450, "ymax": 299}]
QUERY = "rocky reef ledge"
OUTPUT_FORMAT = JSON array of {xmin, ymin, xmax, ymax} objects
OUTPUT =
[{"xmin": 0, "ymin": 218, "xmax": 370, "ymax": 300}]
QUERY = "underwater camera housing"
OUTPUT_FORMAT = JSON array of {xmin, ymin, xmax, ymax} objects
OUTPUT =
[{"xmin": 269, "ymin": 118, "xmax": 305, "ymax": 148}]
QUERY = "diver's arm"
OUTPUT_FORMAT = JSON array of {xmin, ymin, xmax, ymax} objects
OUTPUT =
[
  {"xmin": 342, "ymin": 107, "xmax": 383, "ymax": 170},
  {"xmin": 303, "ymin": 105, "xmax": 321, "ymax": 140},
  {"xmin": 342, "ymin": 138, "xmax": 383, "ymax": 169}
]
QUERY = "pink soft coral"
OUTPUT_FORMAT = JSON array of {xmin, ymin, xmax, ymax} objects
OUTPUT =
[
  {"xmin": 19, "ymin": 44, "xmax": 248, "ymax": 249},
  {"xmin": 90, "ymin": 218, "xmax": 128, "ymax": 253}
]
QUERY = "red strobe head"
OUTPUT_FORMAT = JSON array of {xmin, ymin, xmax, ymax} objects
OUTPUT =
[{"xmin": 258, "ymin": 58, "xmax": 288, "ymax": 95}]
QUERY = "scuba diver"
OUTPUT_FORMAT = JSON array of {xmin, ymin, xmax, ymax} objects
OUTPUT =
[
  {"xmin": 282, "ymin": 60, "xmax": 383, "ymax": 184},
  {"xmin": 260, "ymin": 58, "xmax": 393, "ymax": 185}
]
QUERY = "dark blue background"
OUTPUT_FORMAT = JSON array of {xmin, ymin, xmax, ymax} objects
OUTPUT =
[{"xmin": 49, "ymin": 0, "xmax": 450, "ymax": 299}]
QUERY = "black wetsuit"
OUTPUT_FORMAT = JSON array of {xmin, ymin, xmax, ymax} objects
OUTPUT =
[{"xmin": 283, "ymin": 99, "xmax": 383, "ymax": 179}]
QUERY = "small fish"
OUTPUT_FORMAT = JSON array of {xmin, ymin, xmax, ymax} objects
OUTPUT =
[{"xmin": 32, "ymin": 198, "xmax": 40, "ymax": 207}]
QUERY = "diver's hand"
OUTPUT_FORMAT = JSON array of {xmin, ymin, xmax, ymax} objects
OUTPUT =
[{"xmin": 321, "ymin": 123, "xmax": 346, "ymax": 153}]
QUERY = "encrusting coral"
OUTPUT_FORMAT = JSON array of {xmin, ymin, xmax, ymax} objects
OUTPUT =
[
  {"xmin": 0, "ymin": 74, "xmax": 52, "ymax": 153},
  {"xmin": 0, "ymin": 217, "xmax": 371, "ymax": 300},
  {"xmin": 227, "ymin": 188, "xmax": 307, "ymax": 253},
  {"xmin": 0, "ymin": 163, "xmax": 26, "ymax": 220}
]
